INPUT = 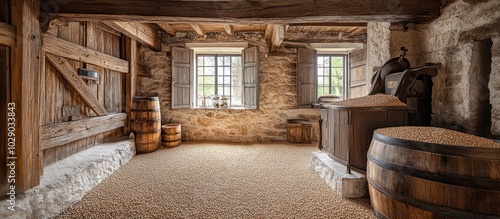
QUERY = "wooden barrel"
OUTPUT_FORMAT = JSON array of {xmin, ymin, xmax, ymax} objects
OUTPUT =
[
  {"xmin": 162, "ymin": 124, "xmax": 182, "ymax": 147},
  {"xmin": 367, "ymin": 126, "xmax": 500, "ymax": 219},
  {"xmin": 131, "ymin": 97, "xmax": 161, "ymax": 153}
]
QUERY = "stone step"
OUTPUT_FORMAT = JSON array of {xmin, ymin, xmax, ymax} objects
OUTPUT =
[
  {"xmin": 311, "ymin": 151, "xmax": 368, "ymax": 198},
  {"xmin": 0, "ymin": 136, "xmax": 135, "ymax": 219}
]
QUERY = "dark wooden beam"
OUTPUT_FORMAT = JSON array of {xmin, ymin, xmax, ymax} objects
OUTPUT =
[
  {"xmin": 45, "ymin": 53, "xmax": 109, "ymax": 116},
  {"xmin": 42, "ymin": 33, "xmax": 130, "ymax": 73},
  {"xmin": 0, "ymin": 22, "xmax": 16, "ymax": 47},
  {"xmin": 157, "ymin": 22, "xmax": 176, "ymax": 36},
  {"xmin": 41, "ymin": 0, "xmax": 441, "ymax": 23},
  {"xmin": 289, "ymin": 22, "xmax": 368, "ymax": 27},
  {"xmin": 11, "ymin": 0, "xmax": 42, "ymax": 193},
  {"xmin": 104, "ymin": 21, "xmax": 161, "ymax": 51},
  {"xmin": 42, "ymin": 113, "xmax": 127, "ymax": 150}
]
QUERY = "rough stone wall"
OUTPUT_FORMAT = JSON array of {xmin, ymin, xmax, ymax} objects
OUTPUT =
[
  {"xmin": 366, "ymin": 22, "xmax": 391, "ymax": 77},
  {"xmin": 137, "ymin": 32, "xmax": 324, "ymax": 142},
  {"xmin": 386, "ymin": 0, "xmax": 500, "ymax": 135},
  {"xmin": 490, "ymin": 37, "xmax": 500, "ymax": 135}
]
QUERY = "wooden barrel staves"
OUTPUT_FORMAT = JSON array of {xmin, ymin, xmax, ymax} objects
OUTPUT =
[
  {"xmin": 162, "ymin": 124, "xmax": 182, "ymax": 147},
  {"xmin": 367, "ymin": 126, "xmax": 500, "ymax": 219},
  {"xmin": 131, "ymin": 97, "xmax": 161, "ymax": 153}
]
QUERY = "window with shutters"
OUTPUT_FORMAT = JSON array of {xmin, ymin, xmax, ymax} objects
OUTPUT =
[
  {"xmin": 171, "ymin": 44, "xmax": 258, "ymax": 109},
  {"xmin": 297, "ymin": 45, "xmax": 362, "ymax": 108}
]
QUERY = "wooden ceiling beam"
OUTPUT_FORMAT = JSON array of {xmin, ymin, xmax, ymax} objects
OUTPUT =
[
  {"xmin": 157, "ymin": 22, "xmax": 176, "ymax": 36},
  {"xmin": 289, "ymin": 22, "xmax": 368, "ymax": 27},
  {"xmin": 104, "ymin": 21, "xmax": 161, "ymax": 51},
  {"xmin": 224, "ymin": 24, "xmax": 233, "ymax": 36},
  {"xmin": 265, "ymin": 24, "xmax": 285, "ymax": 52},
  {"xmin": 190, "ymin": 23, "xmax": 206, "ymax": 37},
  {"xmin": 41, "ymin": 0, "xmax": 440, "ymax": 23}
]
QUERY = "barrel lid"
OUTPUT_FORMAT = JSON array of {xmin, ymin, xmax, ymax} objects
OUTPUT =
[{"xmin": 133, "ymin": 96, "xmax": 159, "ymax": 101}]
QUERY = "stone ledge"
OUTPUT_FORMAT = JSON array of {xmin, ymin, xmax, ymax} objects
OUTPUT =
[
  {"xmin": 0, "ymin": 136, "xmax": 135, "ymax": 219},
  {"xmin": 311, "ymin": 151, "xmax": 368, "ymax": 198}
]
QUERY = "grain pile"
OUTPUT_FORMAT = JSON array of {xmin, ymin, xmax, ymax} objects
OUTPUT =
[
  {"xmin": 376, "ymin": 127, "xmax": 500, "ymax": 148},
  {"xmin": 327, "ymin": 94, "xmax": 408, "ymax": 107},
  {"xmin": 57, "ymin": 143, "xmax": 375, "ymax": 219}
]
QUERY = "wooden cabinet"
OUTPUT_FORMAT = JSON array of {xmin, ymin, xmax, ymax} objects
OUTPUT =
[{"xmin": 321, "ymin": 106, "xmax": 412, "ymax": 172}]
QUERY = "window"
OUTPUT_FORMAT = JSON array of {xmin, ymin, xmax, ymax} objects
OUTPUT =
[
  {"xmin": 297, "ymin": 47, "xmax": 359, "ymax": 108},
  {"xmin": 317, "ymin": 55, "xmax": 347, "ymax": 98},
  {"xmin": 196, "ymin": 55, "xmax": 242, "ymax": 107},
  {"xmin": 171, "ymin": 45, "xmax": 259, "ymax": 109}
]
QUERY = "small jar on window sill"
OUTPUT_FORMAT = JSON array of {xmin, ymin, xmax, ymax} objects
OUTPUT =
[{"xmin": 212, "ymin": 96, "xmax": 220, "ymax": 108}]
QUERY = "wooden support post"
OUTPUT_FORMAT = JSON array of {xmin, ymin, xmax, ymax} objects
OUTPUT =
[
  {"xmin": 11, "ymin": 0, "xmax": 42, "ymax": 192},
  {"xmin": 124, "ymin": 37, "xmax": 137, "ymax": 134}
]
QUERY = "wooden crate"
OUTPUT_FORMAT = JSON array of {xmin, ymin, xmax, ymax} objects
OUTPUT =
[{"xmin": 287, "ymin": 120, "xmax": 313, "ymax": 143}]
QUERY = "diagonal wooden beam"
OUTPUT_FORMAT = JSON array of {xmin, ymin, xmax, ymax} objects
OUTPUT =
[
  {"xmin": 42, "ymin": 33, "xmax": 129, "ymax": 73},
  {"xmin": 105, "ymin": 21, "xmax": 161, "ymax": 51},
  {"xmin": 224, "ymin": 24, "xmax": 233, "ymax": 36},
  {"xmin": 190, "ymin": 23, "xmax": 206, "ymax": 37},
  {"xmin": 265, "ymin": 24, "xmax": 285, "ymax": 51},
  {"xmin": 0, "ymin": 22, "xmax": 16, "ymax": 47},
  {"xmin": 45, "ymin": 53, "xmax": 108, "ymax": 116},
  {"xmin": 157, "ymin": 22, "xmax": 176, "ymax": 36}
]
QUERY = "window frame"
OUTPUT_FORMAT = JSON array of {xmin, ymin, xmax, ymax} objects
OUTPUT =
[
  {"xmin": 316, "ymin": 54, "xmax": 349, "ymax": 100},
  {"xmin": 195, "ymin": 54, "xmax": 243, "ymax": 108}
]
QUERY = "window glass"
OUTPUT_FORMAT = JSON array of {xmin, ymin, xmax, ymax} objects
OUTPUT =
[
  {"xmin": 317, "ymin": 55, "xmax": 346, "ymax": 98},
  {"xmin": 196, "ymin": 55, "xmax": 242, "ymax": 107}
]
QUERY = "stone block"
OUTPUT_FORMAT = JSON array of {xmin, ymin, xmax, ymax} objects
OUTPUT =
[
  {"xmin": 0, "ymin": 137, "xmax": 135, "ymax": 219},
  {"xmin": 311, "ymin": 151, "xmax": 368, "ymax": 199}
]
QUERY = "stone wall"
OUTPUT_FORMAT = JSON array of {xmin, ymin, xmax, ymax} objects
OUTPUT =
[
  {"xmin": 490, "ymin": 36, "xmax": 500, "ymax": 135},
  {"xmin": 137, "ymin": 32, "xmax": 333, "ymax": 142},
  {"xmin": 366, "ymin": 22, "xmax": 391, "ymax": 77},
  {"xmin": 384, "ymin": 0, "xmax": 500, "ymax": 136}
]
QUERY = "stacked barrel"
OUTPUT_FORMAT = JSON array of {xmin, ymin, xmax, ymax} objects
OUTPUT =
[
  {"xmin": 162, "ymin": 124, "xmax": 182, "ymax": 147},
  {"xmin": 131, "ymin": 97, "xmax": 161, "ymax": 153}
]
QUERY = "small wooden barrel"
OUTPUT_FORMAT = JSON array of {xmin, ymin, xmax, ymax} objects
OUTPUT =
[
  {"xmin": 162, "ymin": 124, "xmax": 182, "ymax": 147},
  {"xmin": 367, "ymin": 126, "xmax": 500, "ymax": 219},
  {"xmin": 131, "ymin": 97, "xmax": 161, "ymax": 153}
]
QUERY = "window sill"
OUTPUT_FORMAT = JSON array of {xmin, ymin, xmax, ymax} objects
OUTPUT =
[{"xmin": 189, "ymin": 107, "xmax": 251, "ymax": 110}]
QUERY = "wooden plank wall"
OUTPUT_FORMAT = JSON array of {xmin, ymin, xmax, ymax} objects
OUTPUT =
[{"xmin": 42, "ymin": 21, "xmax": 125, "ymax": 166}]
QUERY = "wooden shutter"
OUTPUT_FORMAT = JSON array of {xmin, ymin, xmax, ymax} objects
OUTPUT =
[
  {"xmin": 171, "ymin": 47, "xmax": 192, "ymax": 109},
  {"xmin": 242, "ymin": 47, "xmax": 259, "ymax": 109},
  {"xmin": 297, "ymin": 48, "xmax": 317, "ymax": 108}
]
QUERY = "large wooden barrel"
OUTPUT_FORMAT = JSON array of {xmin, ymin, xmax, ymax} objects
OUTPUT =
[
  {"xmin": 131, "ymin": 97, "xmax": 161, "ymax": 153},
  {"xmin": 162, "ymin": 124, "xmax": 181, "ymax": 147},
  {"xmin": 367, "ymin": 126, "xmax": 500, "ymax": 219}
]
